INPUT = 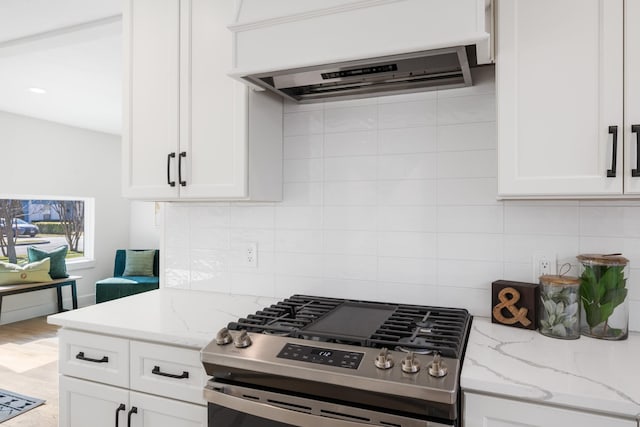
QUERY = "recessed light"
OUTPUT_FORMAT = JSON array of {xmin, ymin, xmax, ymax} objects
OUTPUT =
[{"xmin": 28, "ymin": 87, "xmax": 47, "ymax": 94}]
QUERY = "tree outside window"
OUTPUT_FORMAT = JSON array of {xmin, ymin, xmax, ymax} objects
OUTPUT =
[{"xmin": 0, "ymin": 198, "xmax": 86, "ymax": 264}]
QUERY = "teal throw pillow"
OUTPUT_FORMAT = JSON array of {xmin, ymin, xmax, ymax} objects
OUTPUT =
[
  {"xmin": 122, "ymin": 250, "xmax": 155, "ymax": 277},
  {"xmin": 27, "ymin": 245, "xmax": 69, "ymax": 279}
]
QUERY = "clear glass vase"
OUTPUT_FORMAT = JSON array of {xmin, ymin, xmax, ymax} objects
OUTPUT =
[
  {"xmin": 577, "ymin": 254, "xmax": 629, "ymax": 340},
  {"xmin": 539, "ymin": 275, "xmax": 580, "ymax": 339}
]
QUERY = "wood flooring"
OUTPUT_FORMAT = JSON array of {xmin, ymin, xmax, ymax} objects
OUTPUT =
[{"xmin": 0, "ymin": 317, "xmax": 59, "ymax": 427}]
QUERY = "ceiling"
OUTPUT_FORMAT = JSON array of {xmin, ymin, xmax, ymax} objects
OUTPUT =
[{"xmin": 0, "ymin": 0, "xmax": 122, "ymax": 135}]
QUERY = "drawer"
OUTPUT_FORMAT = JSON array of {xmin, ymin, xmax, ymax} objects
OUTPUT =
[
  {"xmin": 130, "ymin": 341, "xmax": 207, "ymax": 405},
  {"xmin": 59, "ymin": 329, "xmax": 129, "ymax": 387}
]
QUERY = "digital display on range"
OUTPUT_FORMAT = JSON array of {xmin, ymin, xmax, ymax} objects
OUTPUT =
[{"xmin": 277, "ymin": 344, "xmax": 364, "ymax": 369}]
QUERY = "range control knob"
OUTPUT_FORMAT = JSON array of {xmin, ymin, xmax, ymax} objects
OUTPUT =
[
  {"xmin": 374, "ymin": 348, "xmax": 394, "ymax": 370},
  {"xmin": 428, "ymin": 352, "xmax": 448, "ymax": 378},
  {"xmin": 215, "ymin": 327, "xmax": 232, "ymax": 345},
  {"xmin": 233, "ymin": 330, "xmax": 252, "ymax": 348},
  {"xmin": 401, "ymin": 352, "xmax": 420, "ymax": 374}
]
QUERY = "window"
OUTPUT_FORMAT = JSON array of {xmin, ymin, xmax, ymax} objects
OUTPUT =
[{"xmin": 0, "ymin": 196, "xmax": 94, "ymax": 268}]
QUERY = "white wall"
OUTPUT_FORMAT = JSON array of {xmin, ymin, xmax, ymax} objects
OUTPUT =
[
  {"xmin": 163, "ymin": 67, "xmax": 640, "ymax": 332},
  {"xmin": 0, "ymin": 111, "xmax": 130, "ymax": 323},
  {"xmin": 129, "ymin": 201, "xmax": 160, "ymax": 249}
]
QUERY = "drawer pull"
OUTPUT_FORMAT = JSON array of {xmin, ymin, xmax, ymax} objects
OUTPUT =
[
  {"xmin": 632, "ymin": 125, "xmax": 640, "ymax": 177},
  {"xmin": 127, "ymin": 407, "xmax": 138, "ymax": 427},
  {"xmin": 167, "ymin": 152, "xmax": 176, "ymax": 187},
  {"xmin": 607, "ymin": 125, "xmax": 618, "ymax": 178},
  {"xmin": 115, "ymin": 403, "xmax": 125, "ymax": 427},
  {"xmin": 76, "ymin": 351, "xmax": 109, "ymax": 363},
  {"xmin": 152, "ymin": 365, "xmax": 189, "ymax": 379}
]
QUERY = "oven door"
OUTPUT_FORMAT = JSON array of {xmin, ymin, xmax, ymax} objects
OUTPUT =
[{"xmin": 204, "ymin": 381, "xmax": 454, "ymax": 427}]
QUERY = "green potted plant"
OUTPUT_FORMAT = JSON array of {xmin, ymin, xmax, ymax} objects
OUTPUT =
[{"xmin": 577, "ymin": 254, "xmax": 629, "ymax": 340}]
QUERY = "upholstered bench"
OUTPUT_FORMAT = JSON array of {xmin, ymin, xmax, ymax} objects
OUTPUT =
[{"xmin": 95, "ymin": 249, "xmax": 159, "ymax": 303}]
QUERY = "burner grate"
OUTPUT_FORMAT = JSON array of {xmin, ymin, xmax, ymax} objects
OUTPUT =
[{"xmin": 227, "ymin": 295, "xmax": 472, "ymax": 358}]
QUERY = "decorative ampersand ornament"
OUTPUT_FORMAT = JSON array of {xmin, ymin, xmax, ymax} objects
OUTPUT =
[{"xmin": 492, "ymin": 287, "xmax": 531, "ymax": 327}]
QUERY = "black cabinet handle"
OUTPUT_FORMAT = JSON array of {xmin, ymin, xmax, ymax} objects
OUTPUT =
[
  {"xmin": 607, "ymin": 125, "xmax": 618, "ymax": 178},
  {"xmin": 152, "ymin": 365, "xmax": 189, "ymax": 379},
  {"xmin": 127, "ymin": 407, "xmax": 138, "ymax": 427},
  {"xmin": 632, "ymin": 125, "xmax": 640, "ymax": 177},
  {"xmin": 167, "ymin": 152, "xmax": 176, "ymax": 187},
  {"xmin": 115, "ymin": 403, "xmax": 126, "ymax": 427},
  {"xmin": 178, "ymin": 151, "xmax": 187, "ymax": 187},
  {"xmin": 76, "ymin": 351, "xmax": 108, "ymax": 363}
]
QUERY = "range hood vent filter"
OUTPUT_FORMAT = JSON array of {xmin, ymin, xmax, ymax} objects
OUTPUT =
[{"xmin": 243, "ymin": 46, "xmax": 473, "ymax": 104}]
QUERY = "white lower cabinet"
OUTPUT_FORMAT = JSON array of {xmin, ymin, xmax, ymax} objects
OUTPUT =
[
  {"xmin": 58, "ymin": 331, "xmax": 207, "ymax": 427},
  {"xmin": 464, "ymin": 392, "xmax": 636, "ymax": 427}
]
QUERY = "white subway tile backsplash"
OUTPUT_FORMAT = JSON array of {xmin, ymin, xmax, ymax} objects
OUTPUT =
[
  {"xmin": 324, "ymin": 156, "xmax": 377, "ymax": 181},
  {"xmin": 284, "ymin": 110, "xmax": 323, "ymax": 136},
  {"xmin": 323, "ymin": 254, "xmax": 378, "ymax": 281},
  {"xmin": 377, "ymin": 180, "xmax": 437, "ymax": 205},
  {"xmin": 378, "ymin": 126, "xmax": 436, "ymax": 154},
  {"xmin": 437, "ymin": 94, "xmax": 496, "ymax": 125},
  {"xmin": 275, "ymin": 230, "xmax": 323, "ymax": 254},
  {"xmin": 377, "ymin": 232, "xmax": 437, "ymax": 258},
  {"xmin": 163, "ymin": 68, "xmax": 639, "ymax": 330},
  {"xmin": 377, "ymin": 153, "xmax": 436, "ymax": 180},
  {"xmin": 275, "ymin": 253, "xmax": 324, "ymax": 277},
  {"xmin": 323, "ymin": 206, "xmax": 377, "ymax": 230},
  {"xmin": 437, "ymin": 206, "xmax": 503, "ymax": 233},
  {"xmin": 438, "ymin": 286, "xmax": 490, "ymax": 316},
  {"xmin": 504, "ymin": 234, "xmax": 579, "ymax": 264},
  {"xmin": 282, "ymin": 183, "xmax": 323, "ymax": 206},
  {"xmin": 323, "ymin": 230, "xmax": 377, "ymax": 256},
  {"xmin": 378, "ymin": 99, "xmax": 437, "ymax": 129},
  {"xmin": 377, "ymin": 206, "xmax": 437, "ymax": 232},
  {"xmin": 438, "ymin": 233, "xmax": 503, "ymax": 261},
  {"xmin": 437, "ymin": 178, "xmax": 499, "ymax": 205},
  {"xmin": 275, "ymin": 206, "xmax": 323, "ymax": 230},
  {"xmin": 324, "ymin": 105, "xmax": 377, "ymax": 133},
  {"xmin": 283, "ymin": 158, "xmax": 323, "ymax": 182},
  {"xmin": 438, "ymin": 260, "xmax": 503, "ymax": 288},
  {"xmin": 504, "ymin": 205, "xmax": 579, "ymax": 235},
  {"xmin": 437, "ymin": 122, "xmax": 496, "ymax": 152},
  {"xmin": 231, "ymin": 272, "xmax": 275, "ymax": 297},
  {"xmin": 437, "ymin": 150, "xmax": 497, "ymax": 179},
  {"xmin": 378, "ymin": 257, "xmax": 437, "ymax": 285},
  {"xmin": 229, "ymin": 206, "xmax": 275, "ymax": 229},
  {"xmin": 283, "ymin": 134, "xmax": 323, "ymax": 159},
  {"xmin": 324, "ymin": 131, "xmax": 377, "ymax": 157},
  {"xmin": 324, "ymin": 181, "xmax": 377, "ymax": 205}
]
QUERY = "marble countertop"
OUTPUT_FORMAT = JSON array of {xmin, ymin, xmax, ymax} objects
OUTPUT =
[
  {"xmin": 47, "ymin": 288, "xmax": 279, "ymax": 348},
  {"xmin": 462, "ymin": 317, "xmax": 640, "ymax": 419}
]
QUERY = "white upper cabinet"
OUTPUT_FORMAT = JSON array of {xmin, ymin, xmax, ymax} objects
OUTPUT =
[
  {"xmin": 497, "ymin": 0, "xmax": 635, "ymax": 198},
  {"xmin": 123, "ymin": 0, "xmax": 283, "ymax": 201},
  {"xmin": 624, "ymin": 0, "xmax": 640, "ymax": 194}
]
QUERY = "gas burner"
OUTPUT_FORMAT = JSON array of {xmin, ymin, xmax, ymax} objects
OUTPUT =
[{"xmin": 395, "ymin": 346, "xmax": 433, "ymax": 355}]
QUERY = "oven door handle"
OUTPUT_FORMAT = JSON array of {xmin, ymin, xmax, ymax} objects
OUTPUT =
[{"xmin": 204, "ymin": 383, "xmax": 451, "ymax": 427}]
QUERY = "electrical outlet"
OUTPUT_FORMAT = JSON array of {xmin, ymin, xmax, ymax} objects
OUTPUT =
[
  {"xmin": 246, "ymin": 242, "xmax": 258, "ymax": 268},
  {"xmin": 532, "ymin": 252, "xmax": 556, "ymax": 282}
]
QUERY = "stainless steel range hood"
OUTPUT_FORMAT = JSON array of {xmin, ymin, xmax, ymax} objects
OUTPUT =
[{"xmin": 240, "ymin": 46, "xmax": 473, "ymax": 104}]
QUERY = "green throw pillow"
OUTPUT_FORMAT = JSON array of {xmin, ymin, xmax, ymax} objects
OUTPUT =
[
  {"xmin": 0, "ymin": 258, "xmax": 52, "ymax": 285},
  {"xmin": 27, "ymin": 245, "xmax": 69, "ymax": 279},
  {"xmin": 122, "ymin": 250, "xmax": 155, "ymax": 276}
]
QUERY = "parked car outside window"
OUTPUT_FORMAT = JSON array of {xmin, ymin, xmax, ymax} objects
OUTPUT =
[{"xmin": 0, "ymin": 218, "xmax": 39, "ymax": 237}]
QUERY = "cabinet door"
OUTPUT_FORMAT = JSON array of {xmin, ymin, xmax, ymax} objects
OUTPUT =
[
  {"xmin": 464, "ymin": 393, "xmax": 636, "ymax": 427},
  {"xmin": 129, "ymin": 391, "xmax": 207, "ymax": 427},
  {"xmin": 59, "ymin": 376, "xmax": 129, "ymax": 427},
  {"xmin": 624, "ymin": 0, "xmax": 640, "ymax": 194},
  {"xmin": 123, "ymin": 0, "xmax": 181, "ymax": 199},
  {"xmin": 497, "ymin": 0, "xmax": 624, "ymax": 197},
  {"xmin": 179, "ymin": 0, "xmax": 248, "ymax": 199}
]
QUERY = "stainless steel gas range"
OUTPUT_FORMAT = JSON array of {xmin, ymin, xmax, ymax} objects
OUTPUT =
[{"xmin": 201, "ymin": 295, "xmax": 472, "ymax": 427}]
